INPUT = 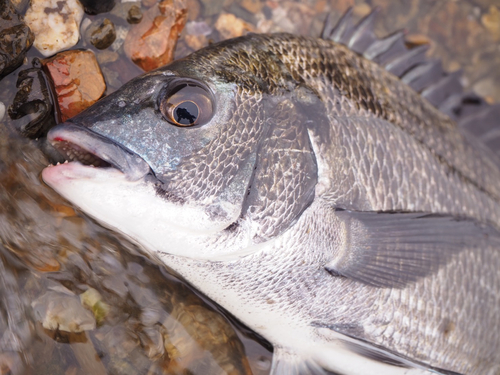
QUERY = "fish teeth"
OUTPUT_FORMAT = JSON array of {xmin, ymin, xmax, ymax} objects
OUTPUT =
[
  {"xmin": 64, "ymin": 160, "xmax": 68, "ymax": 164},
  {"xmin": 56, "ymin": 162, "xmax": 60, "ymax": 166}
]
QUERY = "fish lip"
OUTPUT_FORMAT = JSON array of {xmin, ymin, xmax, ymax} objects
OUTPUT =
[{"xmin": 47, "ymin": 123, "xmax": 152, "ymax": 181}]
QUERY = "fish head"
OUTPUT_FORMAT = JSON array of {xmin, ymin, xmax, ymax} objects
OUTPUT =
[{"xmin": 42, "ymin": 35, "xmax": 319, "ymax": 260}]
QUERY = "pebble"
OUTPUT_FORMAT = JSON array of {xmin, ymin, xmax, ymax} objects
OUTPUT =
[
  {"xmin": 24, "ymin": 0, "xmax": 84, "ymax": 57},
  {"xmin": 32, "ymin": 290, "xmax": 96, "ymax": 332},
  {"xmin": 80, "ymin": 288, "xmax": 110, "ymax": 324},
  {"xmin": 42, "ymin": 50, "xmax": 106, "ymax": 121},
  {"xmin": 214, "ymin": 13, "xmax": 254, "ymax": 40},
  {"xmin": 0, "ymin": 0, "xmax": 34, "ymax": 78},
  {"xmin": 127, "ymin": 4, "xmax": 143, "ymax": 24},
  {"xmin": 353, "ymin": 3, "xmax": 372, "ymax": 18},
  {"xmin": 110, "ymin": 25, "xmax": 130, "ymax": 52},
  {"xmin": 97, "ymin": 50, "xmax": 120, "ymax": 65},
  {"xmin": 7, "ymin": 63, "xmax": 56, "ymax": 138},
  {"xmin": 10, "ymin": 0, "xmax": 29, "ymax": 13},
  {"xmin": 79, "ymin": 0, "xmax": 116, "ymax": 14},
  {"xmin": 240, "ymin": 0, "xmax": 262, "ymax": 14},
  {"xmin": 124, "ymin": 0, "xmax": 188, "ymax": 71},
  {"xmin": 199, "ymin": 0, "xmax": 224, "ymax": 17},
  {"xmin": 185, "ymin": 34, "xmax": 207, "ymax": 50},
  {"xmin": 186, "ymin": 0, "xmax": 201, "ymax": 21},
  {"xmin": 185, "ymin": 20, "xmax": 212, "ymax": 36},
  {"xmin": 482, "ymin": 6, "xmax": 500, "ymax": 41},
  {"xmin": 87, "ymin": 18, "xmax": 117, "ymax": 49},
  {"xmin": 110, "ymin": 1, "xmax": 141, "ymax": 20}
]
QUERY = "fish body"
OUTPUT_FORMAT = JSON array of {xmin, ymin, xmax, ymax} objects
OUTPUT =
[{"xmin": 42, "ymin": 13, "xmax": 500, "ymax": 375}]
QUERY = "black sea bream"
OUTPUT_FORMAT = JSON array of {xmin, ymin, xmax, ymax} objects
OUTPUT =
[{"xmin": 41, "ymin": 9, "xmax": 500, "ymax": 375}]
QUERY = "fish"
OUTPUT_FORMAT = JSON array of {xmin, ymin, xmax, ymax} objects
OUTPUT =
[{"xmin": 40, "ymin": 8, "xmax": 500, "ymax": 375}]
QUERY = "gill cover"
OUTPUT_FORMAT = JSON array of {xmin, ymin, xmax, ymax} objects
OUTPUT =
[{"xmin": 47, "ymin": 36, "xmax": 323, "ymax": 253}]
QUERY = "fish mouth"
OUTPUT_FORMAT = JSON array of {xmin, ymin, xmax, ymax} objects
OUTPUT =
[{"xmin": 46, "ymin": 123, "xmax": 152, "ymax": 181}]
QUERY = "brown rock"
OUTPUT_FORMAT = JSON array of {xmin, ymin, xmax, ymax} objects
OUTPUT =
[
  {"xmin": 240, "ymin": 0, "xmax": 262, "ymax": 14},
  {"xmin": 186, "ymin": 0, "xmax": 201, "ymax": 21},
  {"xmin": 482, "ymin": 6, "xmax": 500, "ymax": 41},
  {"xmin": 42, "ymin": 50, "xmax": 106, "ymax": 122},
  {"xmin": 184, "ymin": 34, "xmax": 207, "ymax": 50},
  {"xmin": 353, "ymin": 3, "xmax": 371, "ymax": 18},
  {"xmin": 124, "ymin": 0, "xmax": 187, "ymax": 71},
  {"xmin": 214, "ymin": 13, "xmax": 254, "ymax": 40}
]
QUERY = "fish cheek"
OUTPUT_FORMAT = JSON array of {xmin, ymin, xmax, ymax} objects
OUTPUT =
[{"xmin": 153, "ymin": 91, "xmax": 267, "ymax": 231}]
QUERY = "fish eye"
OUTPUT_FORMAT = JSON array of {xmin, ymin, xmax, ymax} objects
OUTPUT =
[{"xmin": 159, "ymin": 81, "xmax": 214, "ymax": 127}]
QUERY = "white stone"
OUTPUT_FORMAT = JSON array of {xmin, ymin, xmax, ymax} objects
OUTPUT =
[
  {"xmin": 0, "ymin": 102, "xmax": 5, "ymax": 122},
  {"xmin": 24, "ymin": 0, "xmax": 84, "ymax": 57}
]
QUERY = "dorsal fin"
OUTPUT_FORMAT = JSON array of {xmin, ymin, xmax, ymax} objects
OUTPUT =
[{"xmin": 322, "ymin": 7, "xmax": 500, "ymax": 157}]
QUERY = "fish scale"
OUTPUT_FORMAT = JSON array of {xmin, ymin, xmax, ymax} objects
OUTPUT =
[{"xmin": 42, "ymin": 9, "xmax": 500, "ymax": 375}]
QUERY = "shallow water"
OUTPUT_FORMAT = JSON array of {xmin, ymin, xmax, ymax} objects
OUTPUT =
[{"xmin": 0, "ymin": 0, "xmax": 499, "ymax": 374}]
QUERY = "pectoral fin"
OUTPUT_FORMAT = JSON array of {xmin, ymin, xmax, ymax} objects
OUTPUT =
[
  {"xmin": 313, "ymin": 322, "xmax": 465, "ymax": 375},
  {"xmin": 325, "ymin": 211, "xmax": 496, "ymax": 288},
  {"xmin": 270, "ymin": 347, "xmax": 331, "ymax": 375}
]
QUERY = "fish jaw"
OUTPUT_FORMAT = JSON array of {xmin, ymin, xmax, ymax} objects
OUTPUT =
[{"xmin": 41, "ymin": 124, "xmax": 245, "ymax": 260}]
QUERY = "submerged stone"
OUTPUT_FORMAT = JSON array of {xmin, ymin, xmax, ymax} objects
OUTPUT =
[
  {"xmin": 214, "ymin": 13, "xmax": 254, "ymax": 40},
  {"xmin": 24, "ymin": 0, "xmax": 84, "ymax": 57},
  {"xmin": 124, "ymin": 0, "xmax": 187, "ymax": 71},
  {"xmin": 0, "ymin": 0, "xmax": 34, "ymax": 79},
  {"xmin": 32, "ymin": 290, "xmax": 96, "ymax": 332},
  {"xmin": 127, "ymin": 5, "xmax": 143, "ymax": 24},
  {"xmin": 87, "ymin": 18, "xmax": 117, "ymax": 50},
  {"xmin": 42, "ymin": 50, "xmax": 106, "ymax": 122}
]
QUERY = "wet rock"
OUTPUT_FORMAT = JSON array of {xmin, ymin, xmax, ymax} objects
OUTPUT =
[
  {"xmin": 10, "ymin": 0, "xmax": 30, "ymax": 13},
  {"xmin": 86, "ymin": 18, "xmax": 117, "ymax": 50},
  {"xmin": 32, "ymin": 290, "xmax": 96, "ymax": 332},
  {"xmin": 109, "ymin": 25, "xmax": 130, "ymax": 52},
  {"xmin": 214, "ymin": 13, "xmax": 254, "ymax": 40},
  {"xmin": 482, "ymin": 6, "xmax": 500, "ymax": 41},
  {"xmin": 200, "ymin": 0, "xmax": 225, "ymax": 17},
  {"xmin": 96, "ymin": 50, "xmax": 119, "ymax": 65},
  {"xmin": 127, "ymin": 5, "xmax": 143, "ymax": 24},
  {"xmin": 185, "ymin": 20, "xmax": 211, "ymax": 50},
  {"xmin": 69, "ymin": 333, "xmax": 107, "ymax": 375},
  {"xmin": 186, "ymin": 0, "xmax": 201, "ymax": 21},
  {"xmin": 186, "ymin": 20, "xmax": 212, "ymax": 36},
  {"xmin": 24, "ymin": 0, "xmax": 84, "ymax": 57},
  {"xmin": 141, "ymin": 0, "xmax": 157, "ymax": 8},
  {"xmin": 110, "ymin": 1, "xmax": 141, "ymax": 20},
  {"xmin": 240, "ymin": 0, "xmax": 262, "ymax": 14},
  {"xmin": 124, "ymin": 0, "xmax": 188, "ymax": 71},
  {"xmin": 79, "ymin": 0, "xmax": 116, "ymax": 14},
  {"xmin": 80, "ymin": 288, "xmax": 110, "ymax": 324},
  {"xmin": 353, "ymin": 3, "xmax": 371, "ymax": 18},
  {"xmin": 0, "ymin": 0, "xmax": 34, "ymax": 79},
  {"xmin": 42, "ymin": 50, "xmax": 106, "ymax": 122},
  {"xmin": 185, "ymin": 34, "xmax": 207, "ymax": 50},
  {"xmin": 7, "ymin": 61, "xmax": 56, "ymax": 139}
]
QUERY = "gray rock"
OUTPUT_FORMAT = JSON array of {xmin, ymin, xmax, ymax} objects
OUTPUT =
[{"xmin": 0, "ymin": 0, "xmax": 34, "ymax": 79}]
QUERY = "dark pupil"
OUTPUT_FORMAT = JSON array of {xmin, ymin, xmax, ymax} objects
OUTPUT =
[{"xmin": 174, "ymin": 101, "xmax": 198, "ymax": 125}]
